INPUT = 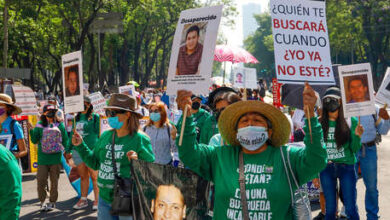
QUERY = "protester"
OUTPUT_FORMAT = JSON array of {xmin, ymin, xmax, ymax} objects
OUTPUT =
[
  {"xmin": 0, "ymin": 143, "xmax": 22, "ymax": 220},
  {"xmin": 28, "ymin": 104, "xmax": 69, "ymax": 211},
  {"xmin": 143, "ymin": 102, "xmax": 177, "ymax": 165},
  {"xmin": 0, "ymin": 94, "xmax": 27, "ymax": 159},
  {"xmin": 175, "ymin": 83, "xmax": 327, "ymax": 219},
  {"xmin": 135, "ymin": 96, "xmax": 149, "ymax": 117},
  {"xmin": 71, "ymin": 93, "xmax": 155, "ymax": 220},
  {"xmin": 66, "ymin": 97, "xmax": 100, "ymax": 210},
  {"xmin": 319, "ymin": 87, "xmax": 363, "ymax": 220},
  {"xmin": 190, "ymin": 95, "xmax": 210, "ymax": 142}
]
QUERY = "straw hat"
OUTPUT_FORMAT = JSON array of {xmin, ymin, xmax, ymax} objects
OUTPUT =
[
  {"xmin": 218, "ymin": 100, "xmax": 291, "ymax": 147},
  {"xmin": 104, "ymin": 93, "xmax": 142, "ymax": 118},
  {"xmin": 0, "ymin": 94, "xmax": 22, "ymax": 115}
]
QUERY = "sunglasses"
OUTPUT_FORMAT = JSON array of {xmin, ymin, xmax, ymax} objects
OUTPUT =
[
  {"xmin": 105, "ymin": 109, "xmax": 127, "ymax": 117},
  {"xmin": 323, "ymin": 97, "xmax": 339, "ymax": 104}
]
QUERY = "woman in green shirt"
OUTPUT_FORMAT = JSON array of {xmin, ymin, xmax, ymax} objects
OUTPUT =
[
  {"xmin": 319, "ymin": 87, "xmax": 363, "ymax": 220},
  {"xmin": 71, "ymin": 93, "xmax": 155, "ymax": 220},
  {"xmin": 175, "ymin": 83, "xmax": 327, "ymax": 219},
  {"xmin": 66, "ymin": 97, "xmax": 100, "ymax": 210}
]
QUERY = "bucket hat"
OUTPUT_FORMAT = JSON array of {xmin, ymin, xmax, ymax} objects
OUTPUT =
[
  {"xmin": 0, "ymin": 94, "xmax": 22, "ymax": 115},
  {"xmin": 104, "ymin": 93, "xmax": 142, "ymax": 118}
]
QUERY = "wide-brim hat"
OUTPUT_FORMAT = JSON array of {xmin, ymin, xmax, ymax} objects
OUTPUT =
[
  {"xmin": 0, "ymin": 94, "xmax": 22, "ymax": 115},
  {"xmin": 218, "ymin": 100, "xmax": 291, "ymax": 147},
  {"xmin": 104, "ymin": 93, "xmax": 142, "ymax": 118}
]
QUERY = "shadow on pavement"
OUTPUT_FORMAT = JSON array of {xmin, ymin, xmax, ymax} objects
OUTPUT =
[{"xmin": 22, "ymin": 174, "xmax": 36, "ymax": 182}]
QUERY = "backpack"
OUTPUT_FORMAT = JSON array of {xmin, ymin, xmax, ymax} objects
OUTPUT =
[{"xmin": 39, "ymin": 123, "xmax": 64, "ymax": 154}]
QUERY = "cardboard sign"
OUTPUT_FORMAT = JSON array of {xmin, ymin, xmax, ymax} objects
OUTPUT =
[
  {"xmin": 89, "ymin": 92, "xmax": 106, "ymax": 116},
  {"xmin": 270, "ymin": 0, "xmax": 334, "ymax": 85},
  {"xmin": 233, "ymin": 67, "xmax": 258, "ymax": 89},
  {"xmin": 62, "ymin": 51, "xmax": 84, "ymax": 114},
  {"xmin": 338, "ymin": 63, "xmax": 375, "ymax": 118},
  {"xmin": 375, "ymin": 67, "xmax": 390, "ymax": 105},
  {"xmin": 166, "ymin": 5, "xmax": 223, "ymax": 95},
  {"xmin": 118, "ymin": 84, "xmax": 136, "ymax": 96},
  {"xmin": 12, "ymin": 85, "xmax": 38, "ymax": 115}
]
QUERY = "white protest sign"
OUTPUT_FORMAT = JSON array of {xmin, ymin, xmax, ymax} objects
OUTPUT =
[
  {"xmin": 100, "ymin": 117, "xmax": 112, "ymax": 135},
  {"xmin": 12, "ymin": 85, "xmax": 38, "ymax": 115},
  {"xmin": 89, "ymin": 92, "xmax": 106, "ymax": 116},
  {"xmin": 270, "ymin": 0, "xmax": 334, "ymax": 85},
  {"xmin": 118, "ymin": 85, "xmax": 135, "ymax": 96},
  {"xmin": 62, "ymin": 51, "xmax": 84, "ymax": 114},
  {"xmin": 375, "ymin": 68, "xmax": 390, "ymax": 105},
  {"xmin": 166, "ymin": 5, "xmax": 223, "ymax": 95},
  {"xmin": 233, "ymin": 67, "xmax": 258, "ymax": 89},
  {"xmin": 338, "ymin": 63, "xmax": 375, "ymax": 118}
]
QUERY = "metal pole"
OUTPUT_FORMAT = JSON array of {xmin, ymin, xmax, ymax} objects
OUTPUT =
[
  {"xmin": 97, "ymin": 31, "xmax": 101, "ymax": 86},
  {"xmin": 3, "ymin": 0, "xmax": 8, "ymax": 68}
]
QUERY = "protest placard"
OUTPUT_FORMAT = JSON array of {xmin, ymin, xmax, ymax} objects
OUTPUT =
[
  {"xmin": 233, "ymin": 67, "xmax": 258, "ymax": 89},
  {"xmin": 62, "ymin": 51, "xmax": 84, "ymax": 114},
  {"xmin": 338, "ymin": 63, "xmax": 375, "ymax": 118},
  {"xmin": 88, "ymin": 92, "xmax": 106, "ymax": 115},
  {"xmin": 166, "ymin": 5, "xmax": 223, "ymax": 95},
  {"xmin": 375, "ymin": 67, "xmax": 390, "ymax": 105},
  {"xmin": 12, "ymin": 85, "xmax": 39, "ymax": 115},
  {"xmin": 270, "ymin": 0, "xmax": 334, "ymax": 85},
  {"xmin": 100, "ymin": 117, "xmax": 112, "ymax": 135},
  {"xmin": 118, "ymin": 84, "xmax": 135, "ymax": 96},
  {"xmin": 272, "ymin": 78, "xmax": 282, "ymax": 108}
]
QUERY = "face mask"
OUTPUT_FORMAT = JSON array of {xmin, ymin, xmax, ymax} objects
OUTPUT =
[
  {"xmin": 150, "ymin": 112, "xmax": 161, "ymax": 122},
  {"xmin": 0, "ymin": 108, "xmax": 6, "ymax": 116},
  {"xmin": 108, "ymin": 116, "xmax": 124, "ymax": 129},
  {"xmin": 192, "ymin": 102, "xmax": 200, "ymax": 110},
  {"xmin": 236, "ymin": 126, "xmax": 268, "ymax": 151},
  {"xmin": 324, "ymin": 99, "xmax": 340, "ymax": 112},
  {"xmin": 46, "ymin": 111, "xmax": 56, "ymax": 118}
]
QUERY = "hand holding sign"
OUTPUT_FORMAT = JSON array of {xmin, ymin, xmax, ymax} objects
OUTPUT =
[
  {"xmin": 355, "ymin": 119, "xmax": 364, "ymax": 138},
  {"xmin": 127, "ymin": 151, "xmax": 138, "ymax": 161},
  {"xmin": 302, "ymin": 82, "xmax": 316, "ymax": 118},
  {"xmin": 378, "ymin": 106, "xmax": 390, "ymax": 120},
  {"xmin": 72, "ymin": 129, "xmax": 83, "ymax": 147},
  {"xmin": 176, "ymin": 90, "xmax": 193, "ymax": 117}
]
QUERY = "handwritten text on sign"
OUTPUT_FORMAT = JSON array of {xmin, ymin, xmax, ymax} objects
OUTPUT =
[{"xmin": 270, "ymin": 0, "xmax": 334, "ymax": 85}]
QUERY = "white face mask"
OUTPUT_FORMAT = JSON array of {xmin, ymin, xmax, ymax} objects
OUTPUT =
[{"xmin": 236, "ymin": 126, "xmax": 269, "ymax": 151}]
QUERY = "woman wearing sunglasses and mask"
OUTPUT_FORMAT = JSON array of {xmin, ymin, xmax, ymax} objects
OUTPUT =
[
  {"xmin": 66, "ymin": 97, "xmax": 100, "ymax": 210},
  {"xmin": 28, "ymin": 104, "xmax": 69, "ymax": 212},
  {"xmin": 143, "ymin": 102, "xmax": 177, "ymax": 165},
  {"xmin": 71, "ymin": 93, "xmax": 154, "ymax": 220},
  {"xmin": 319, "ymin": 87, "xmax": 363, "ymax": 220}
]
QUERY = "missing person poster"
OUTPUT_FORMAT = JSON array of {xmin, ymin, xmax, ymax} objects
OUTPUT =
[
  {"xmin": 338, "ymin": 63, "xmax": 375, "ymax": 118},
  {"xmin": 166, "ymin": 5, "xmax": 223, "ymax": 95},
  {"xmin": 233, "ymin": 67, "xmax": 258, "ymax": 89},
  {"xmin": 118, "ymin": 85, "xmax": 136, "ymax": 96},
  {"xmin": 375, "ymin": 67, "xmax": 390, "ymax": 105},
  {"xmin": 131, "ymin": 160, "xmax": 211, "ymax": 220},
  {"xmin": 62, "ymin": 51, "xmax": 84, "ymax": 114},
  {"xmin": 270, "ymin": 0, "xmax": 334, "ymax": 85},
  {"xmin": 88, "ymin": 92, "xmax": 106, "ymax": 116},
  {"xmin": 12, "ymin": 85, "xmax": 39, "ymax": 115}
]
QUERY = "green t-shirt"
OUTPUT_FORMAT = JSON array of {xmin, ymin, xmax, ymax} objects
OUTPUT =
[
  {"xmin": 30, "ymin": 122, "xmax": 69, "ymax": 165},
  {"xmin": 193, "ymin": 108, "xmax": 210, "ymax": 130},
  {"xmin": 199, "ymin": 114, "xmax": 218, "ymax": 144},
  {"xmin": 325, "ymin": 118, "xmax": 361, "ymax": 164},
  {"xmin": 67, "ymin": 113, "xmax": 100, "ymax": 152},
  {"xmin": 0, "ymin": 145, "xmax": 21, "ymax": 220},
  {"xmin": 75, "ymin": 129, "xmax": 155, "ymax": 203},
  {"xmin": 177, "ymin": 116, "xmax": 327, "ymax": 219}
]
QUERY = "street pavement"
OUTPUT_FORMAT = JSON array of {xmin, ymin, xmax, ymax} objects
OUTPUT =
[{"xmin": 20, "ymin": 135, "xmax": 390, "ymax": 220}]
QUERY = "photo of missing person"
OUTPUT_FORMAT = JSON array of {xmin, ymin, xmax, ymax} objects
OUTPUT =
[
  {"xmin": 343, "ymin": 74, "xmax": 370, "ymax": 103},
  {"xmin": 151, "ymin": 184, "xmax": 187, "ymax": 220},
  {"xmin": 235, "ymin": 72, "xmax": 244, "ymax": 84},
  {"xmin": 64, "ymin": 64, "xmax": 80, "ymax": 97},
  {"xmin": 176, "ymin": 22, "xmax": 207, "ymax": 76}
]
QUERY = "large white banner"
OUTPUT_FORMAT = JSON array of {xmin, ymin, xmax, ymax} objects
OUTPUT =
[
  {"xmin": 166, "ymin": 5, "xmax": 223, "ymax": 95},
  {"xmin": 62, "ymin": 51, "xmax": 84, "ymax": 114},
  {"xmin": 233, "ymin": 67, "xmax": 258, "ymax": 89},
  {"xmin": 375, "ymin": 68, "xmax": 390, "ymax": 105},
  {"xmin": 12, "ymin": 85, "xmax": 38, "ymax": 115},
  {"xmin": 89, "ymin": 92, "xmax": 106, "ymax": 116},
  {"xmin": 270, "ymin": 0, "xmax": 334, "ymax": 85},
  {"xmin": 338, "ymin": 63, "xmax": 375, "ymax": 118}
]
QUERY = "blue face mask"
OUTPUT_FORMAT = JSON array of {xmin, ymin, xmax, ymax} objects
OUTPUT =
[
  {"xmin": 108, "ymin": 117, "xmax": 124, "ymax": 129},
  {"xmin": 150, "ymin": 112, "xmax": 161, "ymax": 122}
]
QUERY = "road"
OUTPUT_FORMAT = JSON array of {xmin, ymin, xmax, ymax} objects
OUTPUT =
[{"xmin": 19, "ymin": 135, "xmax": 390, "ymax": 219}]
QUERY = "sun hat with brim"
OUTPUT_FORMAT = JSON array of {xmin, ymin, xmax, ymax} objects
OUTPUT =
[
  {"xmin": 0, "ymin": 94, "xmax": 22, "ymax": 115},
  {"xmin": 104, "ymin": 93, "xmax": 142, "ymax": 118},
  {"xmin": 218, "ymin": 100, "xmax": 291, "ymax": 147},
  {"xmin": 322, "ymin": 87, "xmax": 341, "ymax": 100}
]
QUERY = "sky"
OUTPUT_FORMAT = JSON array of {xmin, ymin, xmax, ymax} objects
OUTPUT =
[{"xmin": 221, "ymin": 0, "xmax": 270, "ymax": 47}]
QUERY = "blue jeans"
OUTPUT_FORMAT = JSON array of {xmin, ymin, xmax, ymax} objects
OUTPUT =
[
  {"xmin": 356, "ymin": 145, "xmax": 379, "ymax": 220},
  {"xmin": 97, "ymin": 196, "xmax": 133, "ymax": 220},
  {"xmin": 320, "ymin": 163, "xmax": 359, "ymax": 220}
]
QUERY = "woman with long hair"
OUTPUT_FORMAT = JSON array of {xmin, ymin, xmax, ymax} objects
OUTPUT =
[
  {"xmin": 319, "ymin": 87, "xmax": 363, "ymax": 220},
  {"xmin": 66, "ymin": 97, "xmax": 100, "ymax": 210},
  {"xmin": 143, "ymin": 102, "xmax": 177, "ymax": 165},
  {"xmin": 71, "ymin": 93, "xmax": 154, "ymax": 220}
]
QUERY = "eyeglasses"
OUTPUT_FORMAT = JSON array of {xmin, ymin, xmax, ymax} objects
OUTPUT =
[{"xmin": 105, "ymin": 109, "xmax": 127, "ymax": 117}]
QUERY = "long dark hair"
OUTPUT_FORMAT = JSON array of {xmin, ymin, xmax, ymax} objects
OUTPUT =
[
  {"xmin": 76, "ymin": 104, "xmax": 94, "ymax": 122},
  {"xmin": 320, "ymin": 101, "xmax": 350, "ymax": 149}
]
